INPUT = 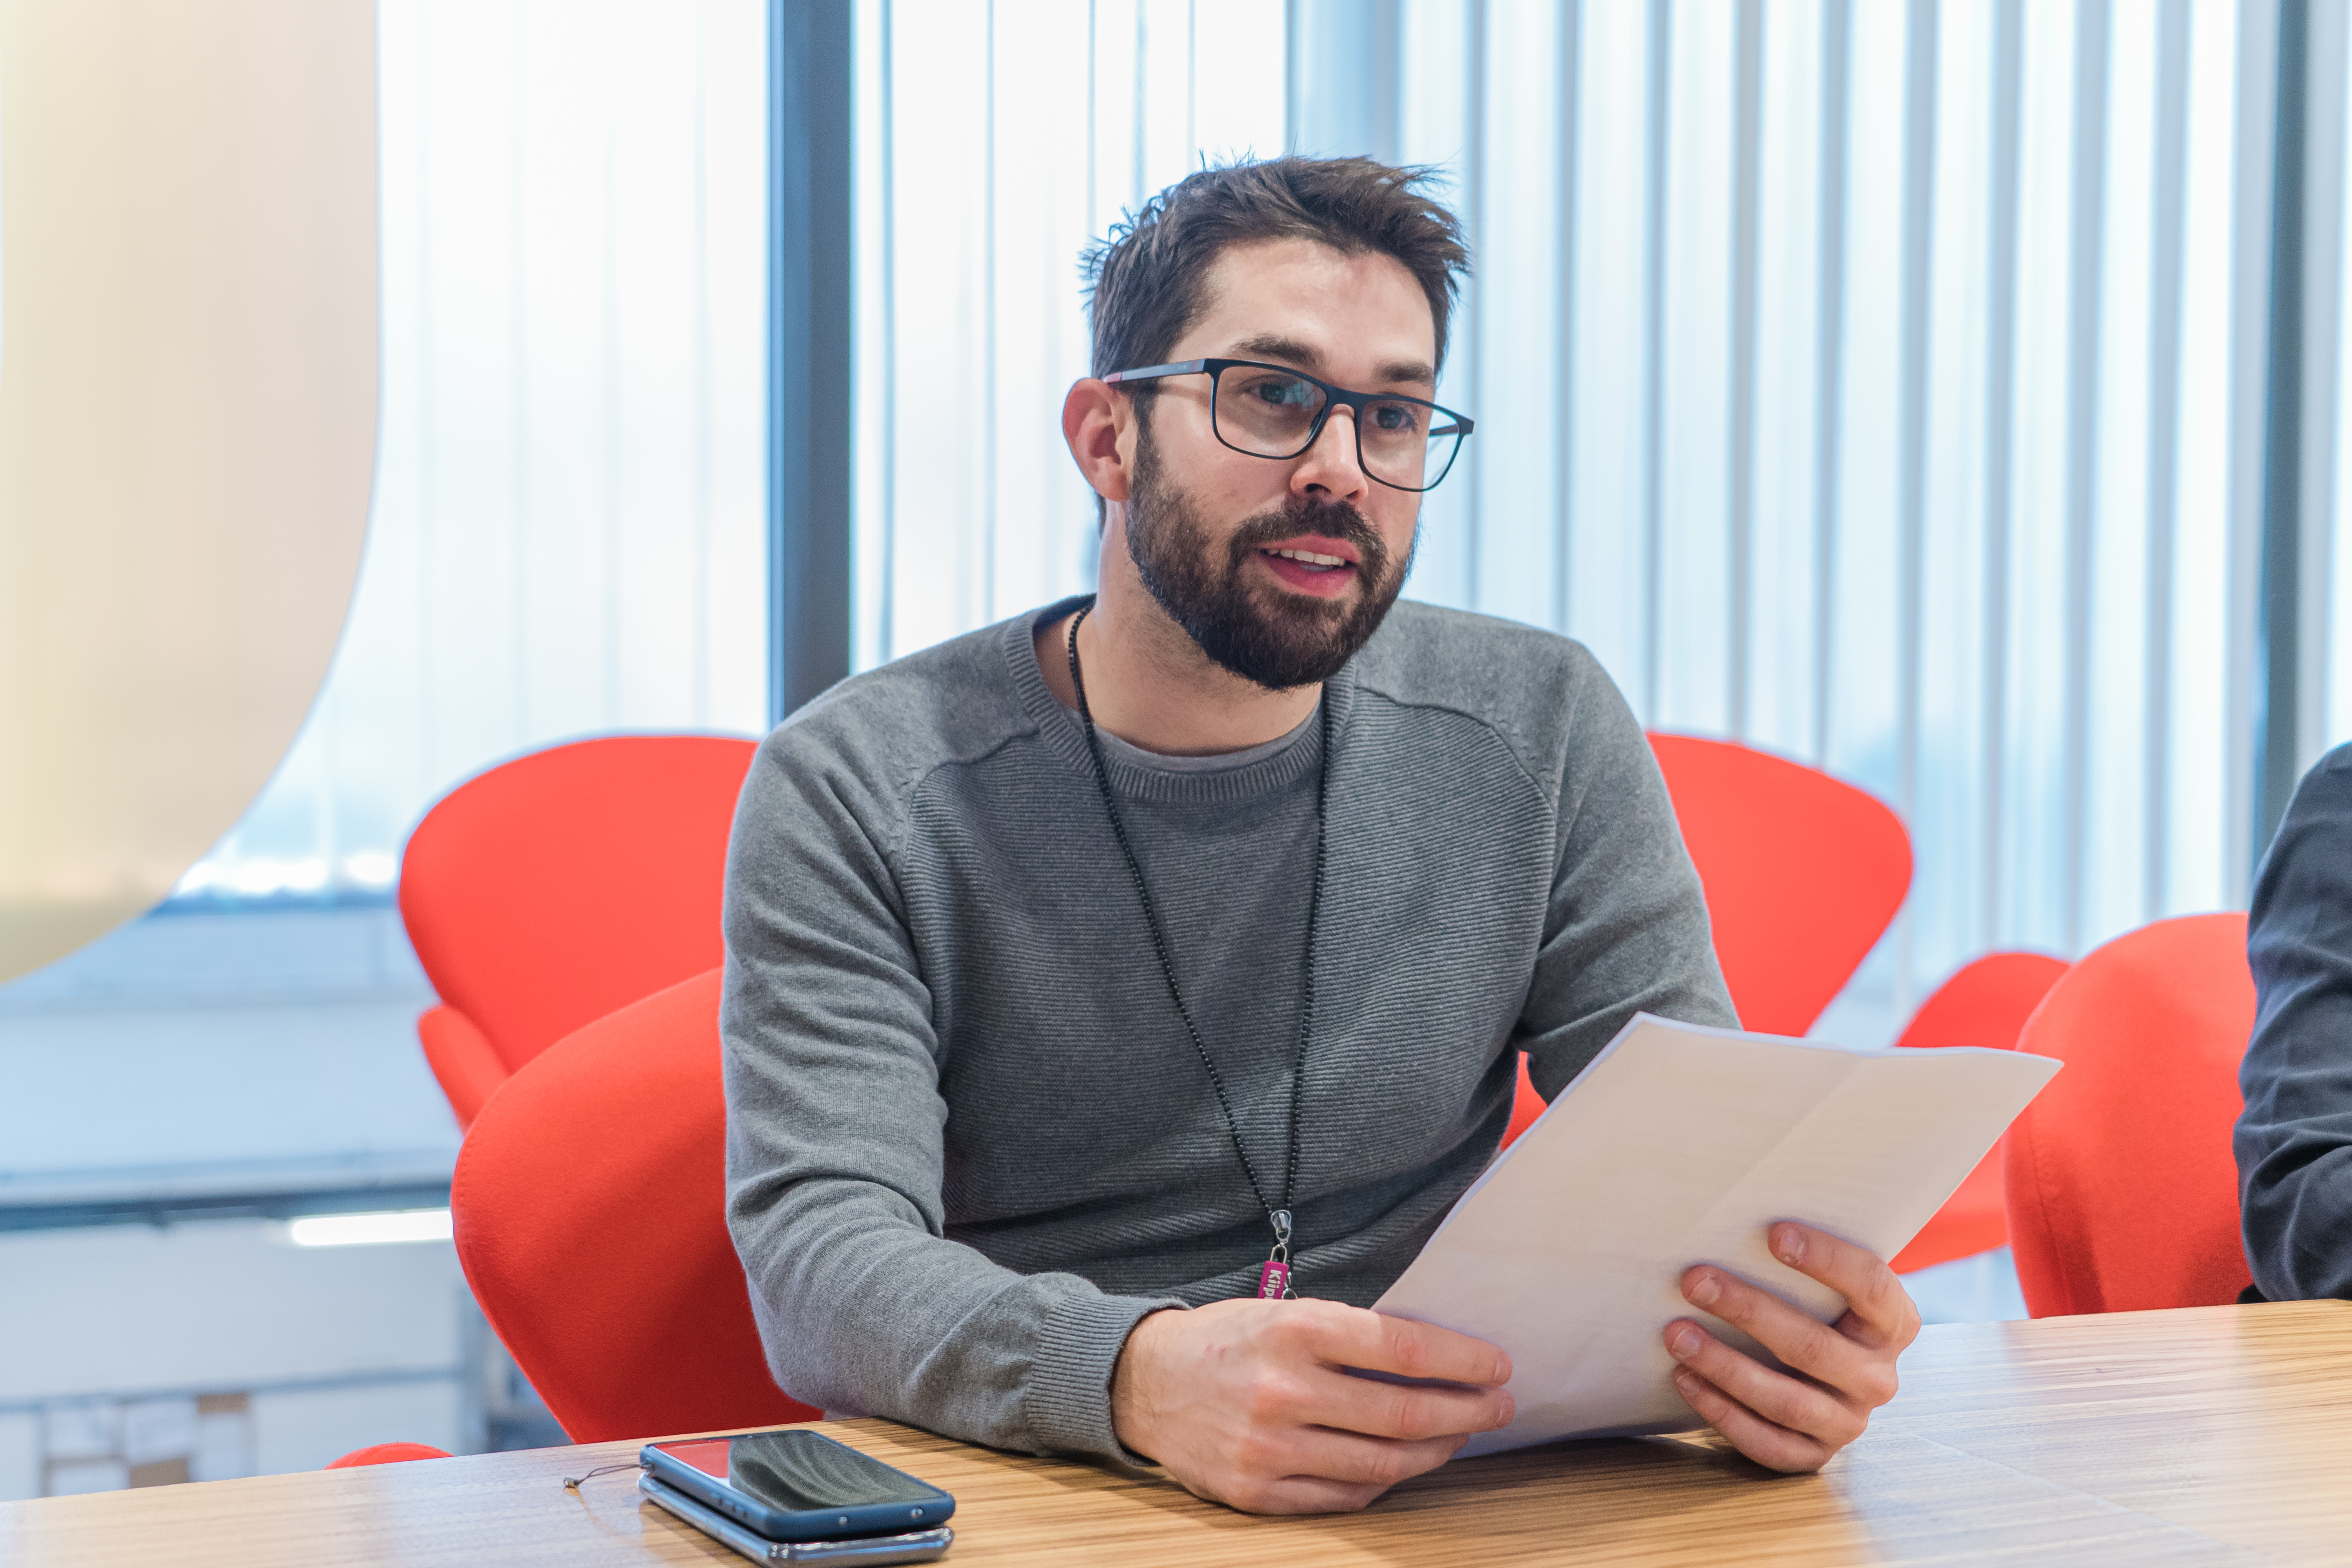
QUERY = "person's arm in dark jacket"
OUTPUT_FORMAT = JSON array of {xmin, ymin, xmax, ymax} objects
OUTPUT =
[{"xmin": 2238, "ymin": 744, "xmax": 2352, "ymax": 1300}]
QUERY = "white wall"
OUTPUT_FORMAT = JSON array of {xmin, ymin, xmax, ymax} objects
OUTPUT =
[
  {"xmin": 0, "ymin": 909, "xmax": 452, "ymax": 1207},
  {"xmin": 250, "ymin": 1383, "xmax": 467, "ymax": 1479},
  {"xmin": 0, "ymin": 1412, "xmax": 34, "ymax": 1507},
  {"xmin": 0, "ymin": 1220, "xmax": 474, "ymax": 1501}
]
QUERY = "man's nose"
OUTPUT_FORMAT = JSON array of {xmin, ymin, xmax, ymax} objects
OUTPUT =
[{"xmin": 1292, "ymin": 406, "xmax": 1370, "ymax": 500}]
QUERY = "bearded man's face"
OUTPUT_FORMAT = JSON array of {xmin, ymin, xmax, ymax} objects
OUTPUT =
[
  {"xmin": 1096, "ymin": 236, "xmax": 1437, "ymax": 689},
  {"xmin": 1123, "ymin": 414, "xmax": 1414, "ymax": 691}
]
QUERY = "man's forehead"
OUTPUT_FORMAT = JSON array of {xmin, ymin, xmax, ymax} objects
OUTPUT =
[{"xmin": 1187, "ymin": 238, "xmax": 1437, "ymax": 385}]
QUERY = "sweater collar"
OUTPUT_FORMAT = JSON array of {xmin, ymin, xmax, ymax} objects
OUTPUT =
[{"xmin": 1002, "ymin": 595, "xmax": 1356, "ymax": 805}]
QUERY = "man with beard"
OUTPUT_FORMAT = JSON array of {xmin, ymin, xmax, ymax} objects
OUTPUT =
[{"xmin": 720, "ymin": 156, "xmax": 1919, "ymax": 1516}]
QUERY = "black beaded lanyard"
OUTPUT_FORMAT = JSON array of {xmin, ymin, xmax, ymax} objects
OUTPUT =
[{"xmin": 1066, "ymin": 605, "xmax": 1332, "ymax": 1299}]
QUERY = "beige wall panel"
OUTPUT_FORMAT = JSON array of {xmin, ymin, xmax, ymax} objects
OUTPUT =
[{"xmin": 0, "ymin": 0, "xmax": 378, "ymax": 983}]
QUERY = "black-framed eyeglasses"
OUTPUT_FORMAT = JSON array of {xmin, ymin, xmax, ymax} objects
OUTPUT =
[{"xmin": 1103, "ymin": 358, "xmax": 1475, "ymax": 493}]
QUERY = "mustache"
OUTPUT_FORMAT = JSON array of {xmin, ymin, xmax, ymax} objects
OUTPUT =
[{"xmin": 1227, "ymin": 496, "xmax": 1386, "ymax": 567}]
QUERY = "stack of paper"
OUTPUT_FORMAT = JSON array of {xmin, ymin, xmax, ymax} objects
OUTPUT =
[{"xmin": 1373, "ymin": 1013, "xmax": 2061, "ymax": 1455}]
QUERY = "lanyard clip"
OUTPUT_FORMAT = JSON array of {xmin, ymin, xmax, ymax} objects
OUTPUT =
[{"xmin": 1257, "ymin": 1209, "xmax": 1298, "ymax": 1300}]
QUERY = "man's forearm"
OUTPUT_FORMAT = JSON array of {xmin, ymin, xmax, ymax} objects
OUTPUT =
[{"xmin": 730, "ymin": 1173, "xmax": 1179, "ymax": 1460}]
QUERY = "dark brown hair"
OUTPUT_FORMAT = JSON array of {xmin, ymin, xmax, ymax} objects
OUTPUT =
[{"xmin": 1082, "ymin": 156, "xmax": 1473, "ymax": 383}]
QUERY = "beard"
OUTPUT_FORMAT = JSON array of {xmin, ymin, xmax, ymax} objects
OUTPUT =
[{"xmin": 1123, "ymin": 423, "xmax": 1413, "ymax": 691}]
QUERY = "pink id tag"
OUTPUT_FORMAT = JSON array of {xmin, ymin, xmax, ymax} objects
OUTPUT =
[{"xmin": 1256, "ymin": 1259, "xmax": 1290, "ymax": 1299}]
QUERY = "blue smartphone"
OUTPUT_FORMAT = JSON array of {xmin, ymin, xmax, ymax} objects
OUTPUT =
[{"xmin": 639, "ymin": 1430, "xmax": 955, "ymax": 1543}]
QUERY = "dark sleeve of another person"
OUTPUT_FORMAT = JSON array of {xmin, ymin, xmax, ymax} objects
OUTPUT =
[{"xmin": 2237, "ymin": 743, "xmax": 2352, "ymax": 1301}]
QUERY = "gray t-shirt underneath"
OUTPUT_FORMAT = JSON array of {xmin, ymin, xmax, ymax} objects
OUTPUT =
[{"xmin": 720, "ymin": 596, "xmax": 1734, "ymax": 1465}]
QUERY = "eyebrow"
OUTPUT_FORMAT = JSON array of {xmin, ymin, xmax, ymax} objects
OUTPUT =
[{"xmin": 1225, "ymin": 333, "xmax": 1437, "ymax": 390}]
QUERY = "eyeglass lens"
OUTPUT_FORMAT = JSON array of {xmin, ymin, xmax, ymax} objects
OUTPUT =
[{"xmin": 1211, "ymin": 366, "xmax": 1463, "ymax": 491}]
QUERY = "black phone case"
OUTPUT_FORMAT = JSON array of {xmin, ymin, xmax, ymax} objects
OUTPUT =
[{"xmin": 640, "ymin": 1432, "xmax": 955, "ymax": 1543}]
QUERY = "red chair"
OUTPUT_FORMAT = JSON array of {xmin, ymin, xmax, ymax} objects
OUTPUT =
[
  {"xmin": 326, "ymin": 1442, "xmax": 450, "ymax": 1468},
  {"xmin": 1648, "ymin": 733, "xmax": 1914, "ymax": 1034},
  {"xmin": 2004, "ymin": 913, "xmax": 2256, "ymax": 1316},
  {"xmin": 451, "ymin": 967, "xmax": 818, "ymax": 1442},
  {"xmin": 400, "ymin": 734, "xmax": 758, "ymax": 1128},
  {"xmin": 1505, "ymin": 733, "xmax": 1913, "ymax": 1146},
  {"xmin": 1885, "ymin": 952, "xmax": 2069, "ymax": 1272}
]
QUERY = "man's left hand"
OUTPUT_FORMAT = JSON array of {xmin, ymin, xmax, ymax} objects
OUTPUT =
[{"xmin": 1663, "ymin": 1221, "xmax": 1920, "ymax": 1472}]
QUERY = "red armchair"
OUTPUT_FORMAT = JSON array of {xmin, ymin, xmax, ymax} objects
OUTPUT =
[
  {"xmin": 2004, "ymin": 913, "xmax": 2255, "ymax": 1315},
  {"xmin": 451, "ymin": 968, "xmax": 819, "ymax": 1441},
  {"xmin": 1506, "ymin": 733, "xmax": 1912, "ymax": 1146},
  {"xmin": 399, "ymin": 734, "xmax": 757, "ymax": 1127}
]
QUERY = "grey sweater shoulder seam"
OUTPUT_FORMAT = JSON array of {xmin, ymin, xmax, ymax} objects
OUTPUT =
[
  {"xmin": 875, "ymin": 721, "xmax": 1043, "ymax": 880},
  {"xmin": 1347, "ymin": 662, "xmax": 1593, "ymax": 823}
]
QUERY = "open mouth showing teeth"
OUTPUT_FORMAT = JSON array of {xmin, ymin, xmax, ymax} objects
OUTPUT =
[{"xmin": 1261, "ymin": 547, "xmax": 1351, "ymax": 572}]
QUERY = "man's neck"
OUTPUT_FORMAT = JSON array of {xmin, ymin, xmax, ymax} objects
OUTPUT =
[{"xmin": 1034, "ymin": 567, "xmax": 1320, "ymax": 759}]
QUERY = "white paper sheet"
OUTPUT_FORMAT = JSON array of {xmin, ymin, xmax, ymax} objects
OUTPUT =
[{"xmin": 1372, "ymin": 1012, "xmax": 2062, "ymax": 1455}]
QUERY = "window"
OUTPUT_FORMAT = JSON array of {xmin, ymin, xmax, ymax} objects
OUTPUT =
[
  {"xmin": 857, "ymin": 0, "xmax": 2306, "ymax": 1035},
  {"xmin": 175, "ymin": 0, "xmax": 771, "ymax": 908}
]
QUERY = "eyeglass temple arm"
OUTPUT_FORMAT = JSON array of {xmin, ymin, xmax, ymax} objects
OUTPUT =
[{"xmin": 1102, "ymin": 359, "xmax": 1209, "ymax": 385}]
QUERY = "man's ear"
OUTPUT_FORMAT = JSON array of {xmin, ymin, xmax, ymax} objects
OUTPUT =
[{"xmin": 1063, "ymin": 377, "xmax": 1132, "ymax": 505}]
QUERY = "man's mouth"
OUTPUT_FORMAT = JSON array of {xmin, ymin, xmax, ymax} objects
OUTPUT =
[
  {"xmin": 1255, "ymin": 544, "xmax": 1360, "ymax": 597},
  {"xmin": 1262, "ymin": 546, "xmax": 1351, "ymax": 571}
]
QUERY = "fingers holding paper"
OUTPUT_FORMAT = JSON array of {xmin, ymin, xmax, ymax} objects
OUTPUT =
[
  {"xmin": 1111, "ymin": 1298, "xmax": 1517, "ymax": 1515},
  {"xmin": 1663, "ymin": 1221, "xmax": 1920, "ymax": 1473}
]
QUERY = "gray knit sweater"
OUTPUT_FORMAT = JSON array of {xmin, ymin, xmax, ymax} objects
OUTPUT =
[{"xmin": 719, "ymin": 596, "xmax": 1735, "ymax": 1465}]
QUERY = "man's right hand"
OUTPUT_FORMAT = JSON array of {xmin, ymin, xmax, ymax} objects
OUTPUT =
[{"xmin": 1109, "ymin": 1298, "xmax": 1515, "ymax": 1514}]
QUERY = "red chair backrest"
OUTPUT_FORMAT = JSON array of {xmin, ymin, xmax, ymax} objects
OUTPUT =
[
  {"xmin": 2005, "ymin": 913, "xmax": 2254, "ymax": 1316},
  {"xmin": 1885, "ymin": 951, "xmax": 2069, "ymax": 1273},
  {"xmin": 400, "ymin": 734, "xmax": 758, "ymax": 1077},
  {"xmin": 452, "ymin": 967, "xmax": 817, "ymax": 1442},
  {"xmin": 1649, "ymin": 733, "xmax": 1912, "ymax": 1036},
  {"xmin": 1505, "ymin": 734, "xmax": 1914, "ymax": 1147},
  {"xmin": 1895, "ymin": 951, "xmax": 2070, "ymax": 1054}
]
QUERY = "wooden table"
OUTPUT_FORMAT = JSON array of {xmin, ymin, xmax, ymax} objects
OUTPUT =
[{"xmin": 6, "ymin": 1300, "xmax": 2348, "ymax": 1567}]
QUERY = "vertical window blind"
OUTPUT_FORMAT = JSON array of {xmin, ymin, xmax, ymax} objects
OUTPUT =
[
  {"xmin": 174, "ymin": 0, "xmax": 770, "ymax": 906},
  {"xmin": 154, "ymin": 0, "xmax": 2352, "ymax": 1043},
  {"xmin": 1346, "ymin": 0, "xmax": 2269, "ymax": 1026},
  {"xmin": 851, "ymin": 0, "xmax": 1288, "ymax": 671}
]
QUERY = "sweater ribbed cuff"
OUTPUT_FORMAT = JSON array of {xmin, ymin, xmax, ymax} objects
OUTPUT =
[{"xmin": 1024, "ymin": 1289, "xmax": 1185, "ymax": 1466}]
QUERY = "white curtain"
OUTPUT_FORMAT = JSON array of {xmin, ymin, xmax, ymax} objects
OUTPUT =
[
  {"xmin": 176, "ymin": 0, "xmax": 771, "ymax": 906},
  {"xmin": 851, "ymin": 0, "xmax": 1287, "ymax": 670},
  {"xmin": 1338, "ymin": 0, "xmax": 2274, "ymax": 1027}
]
